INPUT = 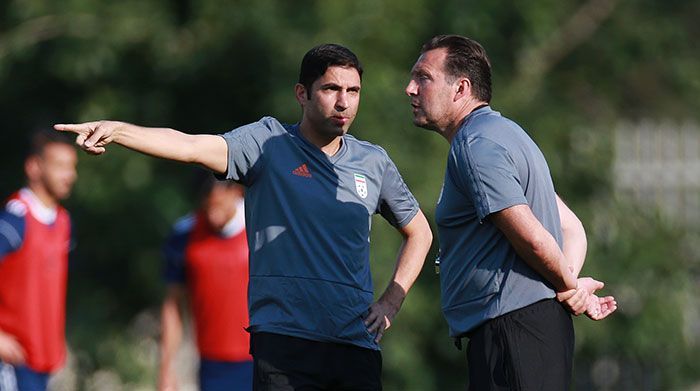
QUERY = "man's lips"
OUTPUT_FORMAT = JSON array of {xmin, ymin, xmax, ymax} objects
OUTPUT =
[{"xmin": 331, "ymin": 116, "xmax": 349, "ymax": 125}]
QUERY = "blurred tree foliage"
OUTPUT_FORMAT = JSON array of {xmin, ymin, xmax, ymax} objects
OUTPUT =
[{"xmin": 1, "ymin": 0, "xmax": 699, "ymax": 389}]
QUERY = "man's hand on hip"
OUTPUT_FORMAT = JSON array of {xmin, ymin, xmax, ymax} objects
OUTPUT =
[{"xmin": 365, "ymin": 297, "xmax": 400, "ymax": 343}]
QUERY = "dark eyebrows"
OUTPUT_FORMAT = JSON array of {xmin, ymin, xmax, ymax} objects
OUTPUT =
[
  {"xmin": 320, "ymin": 83, "xmax": 340, "ymax": 90},
  {"xmin": 319, "ymin": 82, "xmax": 361, "ymax": 91},
  {"xmin": 411, "ymin": 67, "xmax": 431, "ymax": 79}
]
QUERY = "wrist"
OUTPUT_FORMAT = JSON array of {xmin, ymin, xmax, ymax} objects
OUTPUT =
[
  {"xmin": 379, "ymin": 294, "xmax": 403, "ymax": 312},
  {"xmin": 112, "ymin": 121, "xmax": 126, "ymax": 144},
  {"xmin": 380, "ymin": 282, "xmax": 405, "ymax": 311},
  {"xmin": 559, "ymin": 263, "xmax": 577, "ymax": 291}
]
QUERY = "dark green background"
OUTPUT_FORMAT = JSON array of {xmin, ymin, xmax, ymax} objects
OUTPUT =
[{"xmin": 1, "ymin": 0, "xmax": 699, "ymax": 389}]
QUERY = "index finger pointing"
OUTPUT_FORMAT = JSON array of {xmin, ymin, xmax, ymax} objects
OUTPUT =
[{"xmin": 53, "ymin": 123, "xmax": 93, "ymax": 135}]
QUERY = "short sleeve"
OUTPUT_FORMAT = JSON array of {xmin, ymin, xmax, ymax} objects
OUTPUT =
[
  {"xmin": 376, "ymin": 154, "xmax": 420, "ymax": 228},
  {"xmin": 452, "ymin": 137, "xmax": 527, "ymax": 221},
  {"xmin": 0, "ymin": 202, "xmax": 26, "ymax": 259},
  {"xmin": 162, "ymin": 217, "xmax": 192, "ymax": 284},
  {"xmin": 217, "ymin": 117, "xmax": 278, "ymax": 186}
]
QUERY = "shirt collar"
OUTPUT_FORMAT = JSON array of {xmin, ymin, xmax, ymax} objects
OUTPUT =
[
  {"xmin": 19, "ymin": 188, "xmax": 58, "ymax": 225},
  {"xmin": 219, "ymin": 199, "xmax": 245, "ymax": 238}
]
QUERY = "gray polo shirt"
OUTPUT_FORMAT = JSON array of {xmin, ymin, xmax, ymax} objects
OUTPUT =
[
  {"xmin": 436, "ymin": 106, "xmax": 561, "ymax": 337},
  {"xmin": 218, "ymin": 116, "xmax": 419, "ymax": 349}
]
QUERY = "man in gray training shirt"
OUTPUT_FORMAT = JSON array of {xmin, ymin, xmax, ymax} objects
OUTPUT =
[
  {"xmin": 405, "ymin": 35, "xmax": 616, "ymax": 390},
  {"xmin": 57, "ymin": 44, "xmax": 432, "ymax": 390}
]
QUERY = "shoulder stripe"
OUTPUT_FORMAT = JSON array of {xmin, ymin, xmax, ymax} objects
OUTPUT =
[
  {"xmin": 343, "ymin": 134, "xmax": 388, "ymax": 156},
  {"xmin": 5, "ymin": 200, "xmax": 27, "ymax": 217},
  {"xmin": 0, "ymin": 220, "xmax": 22, "ymax": 249},
  {"xmin": 173, "ymin": 214, "xmax": 195, "ymax": 234}
]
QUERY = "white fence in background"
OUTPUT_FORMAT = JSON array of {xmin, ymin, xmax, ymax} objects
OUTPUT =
[{"xmin": 613, "ymin": 120, "xmax": 700, "ymax": 227}]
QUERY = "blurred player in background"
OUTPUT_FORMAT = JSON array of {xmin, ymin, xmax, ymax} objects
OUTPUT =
[
  {"xmin": 0, "ymin": 130, "xmax": 77, "ymax": 391},
  {"xmin": 159, "ymin": 174, "xmax": 251, "ymax": 390}
]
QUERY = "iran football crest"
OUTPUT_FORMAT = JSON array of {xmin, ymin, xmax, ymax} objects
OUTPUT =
[{"xmin": 354, "ymin": 173, "xmax": 368, "ymax": 199}]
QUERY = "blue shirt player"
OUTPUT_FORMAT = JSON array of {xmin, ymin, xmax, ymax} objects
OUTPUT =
[
  {"xmin": 406, "ymin": 35, "xmax": 617, "ymax": 390},
  {"xmin": 56, "ymin": 44, "xmax": 433, "ymax": 390}
]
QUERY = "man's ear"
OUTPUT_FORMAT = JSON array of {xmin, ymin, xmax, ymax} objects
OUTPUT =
[
  {"xmin": 295, "ymin": 83, "xmax": 308, "ymax": 106},
  {"xmin": 25, "ymin": 156, "xmax": 41, "ymax": 182},
  {"xmin": 454, "ymin": 77, "xmax": 472, "ymax": 102}
]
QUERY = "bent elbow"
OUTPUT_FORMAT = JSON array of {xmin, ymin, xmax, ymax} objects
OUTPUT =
[
  {"xmin": 421, "ymin": 223, "xmax": 434, "ymax": 244},
  {"xmin": 418, "ymin": 220, "xmax": 434, "ymax": 250},
  {"xmin": 562, "ymin": 218, "xmax": 585, "ymax": 235}
]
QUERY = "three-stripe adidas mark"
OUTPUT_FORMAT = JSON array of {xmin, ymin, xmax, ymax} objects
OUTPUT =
[{"xmin": 292, "ymin": 163, "xmax": 312, "ymax": 178}]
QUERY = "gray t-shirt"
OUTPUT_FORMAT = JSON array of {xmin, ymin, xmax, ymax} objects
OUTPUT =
[
  {"xmin": 435, "ymin": 106, "xmax": 562, "ymax": 337},
  {"xmin": 219, "ymin": 116, "xmax": 419, "ymax": 349}
]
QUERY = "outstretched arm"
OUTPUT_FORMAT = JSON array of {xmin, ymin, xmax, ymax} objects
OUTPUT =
[
  {"xmin": 54, "ymin": 121, "xmax": 228, "ymax": 174},
  {"xmin": 365, "ymin": 210, "xmax": 432, "ymax": 342}
]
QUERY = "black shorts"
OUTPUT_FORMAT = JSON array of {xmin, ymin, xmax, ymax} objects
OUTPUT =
[
  {"xmin": 250, "ymin": 332, "xmax": 382, "ymax": 391},
  {"xmin": 466, "ymin": 298, "xmax": 574, "ymax": 391}
]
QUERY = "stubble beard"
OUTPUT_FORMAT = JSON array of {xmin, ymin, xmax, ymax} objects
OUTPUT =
[{"xmin": 412, "ymin": 114, "xmax": 438, "ymax": 132}]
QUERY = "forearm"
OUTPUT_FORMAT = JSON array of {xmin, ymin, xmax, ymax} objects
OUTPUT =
[
  {"xmin": 557, "ymin": 196, "xmax": 587, "ymax": 277},
  {"xmin": 518, "ymin": 233, "xmax": 577, "ymax": 291},
  {"xmin": 490, "ymin": 205, "xmax": 577, "ymax": 292},
  {"xmin": 380, "ymin": 212, "xmax": 432, "ymax": 308},
  {"xmin": 379, "ymin": 243, "xmax": 420, "ymax": 309},
  {"xmin": 113, "ymin": 123, "xmax": 193, "ymax": 160},
  {"xmin": 159, "ymin": 296, "xmax": 183, "ymax": 380},
  {"xmin": 364, "ymin": 212, "xmax": 431, "ymax": 341},
  {"xmin": 113, "ymin": 123, "xmax": 227, "ymax": 173},
  {"xmin": 561, "ymin": 221, "xmax": 587, "ymax": 277}
]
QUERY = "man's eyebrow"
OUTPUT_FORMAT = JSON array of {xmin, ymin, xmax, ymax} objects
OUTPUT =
[{"xmin": 319, "ymin": 82, "xmax": 361, "ymax": 90}]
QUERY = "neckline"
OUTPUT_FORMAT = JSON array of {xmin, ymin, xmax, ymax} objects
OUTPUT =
[
  {"xmin": 19, "ymin": 188, "xmax": 58, "ymax": 225},
  {"xmin": 450, "ymin": 105, "xmax": 492, "ymax": 145},
  {"xmin": 289, "ymin": 123, "xmax": 348, "ymax": 164}
]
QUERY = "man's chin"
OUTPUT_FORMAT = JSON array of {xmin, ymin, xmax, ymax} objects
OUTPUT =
[
  {"xmin": 411, "ymin": 117, "xmax": 432, "ymax": 130},
  {"xmin": 326, "ymin": 125, "xmax": 348, "ymax": 137},
  {"xmin": 52, "ymin": 188, "xmax": 73, "ymax": 201}
]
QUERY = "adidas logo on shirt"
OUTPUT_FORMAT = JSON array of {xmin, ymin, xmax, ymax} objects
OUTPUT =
[{"xmin": 292, "ymin": 163, "xmax": 312, "ymax": 178}]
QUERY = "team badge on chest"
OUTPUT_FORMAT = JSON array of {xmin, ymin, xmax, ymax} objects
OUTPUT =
[{"xmin": 353, "ymin": 173, "xmax": 368, "ymax": 199}]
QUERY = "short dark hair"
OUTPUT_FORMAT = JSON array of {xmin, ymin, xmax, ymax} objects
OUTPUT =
[
  {"xmin": 421, "ymin": 35, "xmax": 492, "ymax": 103},
  {"xmin": 298, "ymin": 44, "xmax": 363, "ymax": 98},
  {"xmin": 27, "ymin": 129, "xmax": 74, "ymax": 158},
  {"xmin": 191, "ymin": 169, "xmax": 240, "ymax": 201}
]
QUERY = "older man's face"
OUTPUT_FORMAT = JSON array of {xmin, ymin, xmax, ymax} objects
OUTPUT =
[{"xmin": 405, "ymin": 48, "xmax": 456, "ymax": 132}]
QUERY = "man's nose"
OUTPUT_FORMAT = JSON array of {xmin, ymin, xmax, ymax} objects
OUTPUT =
[
  {"xmin": 405, "ymin": 80, "xmax": 418, "ymax": 96},
  {"xmin": 335, "ymin": 91, "xmax": 349, "ymax": 111}
]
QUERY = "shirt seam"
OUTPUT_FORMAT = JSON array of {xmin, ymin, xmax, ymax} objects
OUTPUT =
[{"xmin": 249, "ymin": 274, "xmax": 373, "ymax": 294}]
